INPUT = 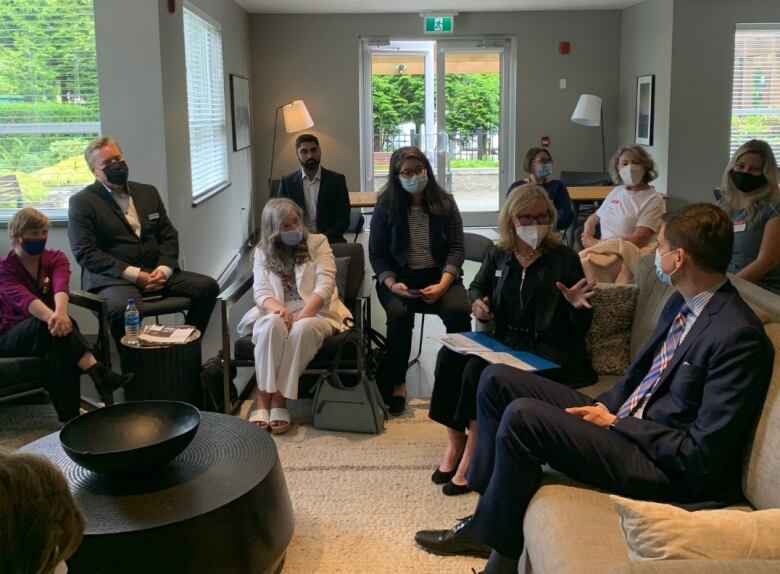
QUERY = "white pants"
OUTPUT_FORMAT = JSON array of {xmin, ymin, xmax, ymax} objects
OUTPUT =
[{"xmin": 252, "ymin": 314, "xmax": 334, "ymax": 399}]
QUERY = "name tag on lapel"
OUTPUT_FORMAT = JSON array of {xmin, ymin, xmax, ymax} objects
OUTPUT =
[
  {"xmin": 495, "ymin": 270, "xmax": 503, "ymax": 278},
  {"xmin": 733, "ymin": 219, "xmax": 746, "ymax": 233},
  {"xmin": 148, "ymin": 212, "xmax": 160, "ymax": 221}
]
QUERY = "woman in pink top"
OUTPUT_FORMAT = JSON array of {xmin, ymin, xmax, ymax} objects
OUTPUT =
[{"xmin": 0, "ymin": 208, "xmax": 132, "ymax": 422}]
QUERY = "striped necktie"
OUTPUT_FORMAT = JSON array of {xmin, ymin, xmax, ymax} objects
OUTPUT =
[{"xmin": 617, "ymin": 304, "xmax": 692, "ymax": 418}]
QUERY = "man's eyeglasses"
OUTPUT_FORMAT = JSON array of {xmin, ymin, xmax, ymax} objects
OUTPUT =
[
  {"xmin": 515, "ymin": 213, "xmax": 552, "ymax": 225},
  {"xmin": 399, "ymin": 165, "xmax": 426, "ymax": 179}
]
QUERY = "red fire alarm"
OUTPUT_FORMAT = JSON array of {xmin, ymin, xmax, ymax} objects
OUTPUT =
[
  {"xmin": 559, "ymin": 41, "xmax": 570, "ymax": 55},
  {"xmin": 541, "ymin": 136, "xmax": 550, "ymax": 147}
]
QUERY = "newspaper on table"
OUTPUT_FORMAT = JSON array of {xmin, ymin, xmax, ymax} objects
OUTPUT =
[
  {"xmin": 138, "ymin": 324, "xmax": 195, "ymax": 346},
  {"xmin": 435, "ymin": 332, "xmax": 559, "ymax": 372}
]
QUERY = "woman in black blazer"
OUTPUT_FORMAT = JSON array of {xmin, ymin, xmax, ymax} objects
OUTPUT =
[
  {"xmin": 428, "ymin": 183, "xmax": 597, "ymax": 495},
  {"xmin": 368, "ymin": 146, "xmax": 471, "ymax": 415}
]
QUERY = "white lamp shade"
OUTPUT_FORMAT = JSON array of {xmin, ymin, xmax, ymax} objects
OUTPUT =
[
  {"xmin": 282, "ymin": 100, "xmax": 314, "ymax": 133},
  {"xmin": 571, "ymin": 94, "xmax": 602, "ymax": 127}
]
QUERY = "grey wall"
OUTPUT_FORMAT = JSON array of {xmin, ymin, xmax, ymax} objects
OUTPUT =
[
  {"xmin": 249, "ymin": 11, "xmax": 621, "ymax": 207},
  {"xmin": 618, "ymin": 0, "xmax": 673, "ymax": 193},
  {"xmin": 667, "ymin": 0, "xmax": 780, "ymax": 206}
]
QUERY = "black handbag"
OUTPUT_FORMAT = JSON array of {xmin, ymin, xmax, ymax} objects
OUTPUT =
[
  {"xmin": 312, "ymin": 327, "xmax": 388, "ymax": 434},
  {"xmin": 200, "ymin": 354, "xmax": 238, "ymax": 412}
]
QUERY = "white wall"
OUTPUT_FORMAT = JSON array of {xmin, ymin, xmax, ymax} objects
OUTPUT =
[
  {"xmin": 618, "ymin": 0, "xmax": 673, "ymax": 193},
  {"xmin": 249, "ymin": 11, "xmax": 622, "ymax": 208}
]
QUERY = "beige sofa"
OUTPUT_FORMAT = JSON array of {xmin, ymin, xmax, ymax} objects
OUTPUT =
[{"xmin": 519, "ymin": 256, "xmax": 780, "ymax": 574}]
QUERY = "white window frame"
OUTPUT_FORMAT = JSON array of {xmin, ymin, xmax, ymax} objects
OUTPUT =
[
  {"xmin": 183, "ymin": 3, "xmax": 229, "ymax": 203},
  {"xmin": 730, "ymin": 23, "xmax": 780, "ymax": 158}
]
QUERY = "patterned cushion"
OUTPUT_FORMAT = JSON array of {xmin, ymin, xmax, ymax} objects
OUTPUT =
[{"xmin": 587, "ymin": 283, "xmax": 640, "ymax": 375}]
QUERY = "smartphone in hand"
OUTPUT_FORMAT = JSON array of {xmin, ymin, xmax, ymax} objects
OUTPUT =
[{"xmin": 407, "ymin": 288, "xmax": 422, "ymax": 296}]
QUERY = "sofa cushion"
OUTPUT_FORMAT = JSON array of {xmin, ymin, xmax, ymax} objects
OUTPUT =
[
  {"xmin": 628, "ymin": 256, "xmax": 674, "ymax": 361},
  {"xmin": 605, "ymin": 560, "xmax": 780, "ymax": 574},
  {"xmin": 743, "ymin": 322, "xmax": 780, "ymax": 510},
  {"xmin": 587, "ymin": 284, "xmax": 639, "ymax": 375},
  {"xmin": 610, "ymin": 495, "xmax": 780, "ymax": 561},
  {"xmin": 523, "ymin": 480, "xmax": 629, "ymax": 574}
]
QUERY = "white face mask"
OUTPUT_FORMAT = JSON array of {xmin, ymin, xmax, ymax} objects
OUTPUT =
[
  {"xmin": 515, "ymin": 224, "xmax": 548, "ymax": 250},
  {"xmin": 54, "ymin": 561, "xmax": 69, "ymax": 574},
  {"xmin": 619, "ymin": 163, "xmax": 645, "ymax": 187}
]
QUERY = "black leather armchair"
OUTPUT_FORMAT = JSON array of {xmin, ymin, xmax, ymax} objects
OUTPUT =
[{"xmin": 0, "ymin": 289, "xmax": 113, "ymax": 416}]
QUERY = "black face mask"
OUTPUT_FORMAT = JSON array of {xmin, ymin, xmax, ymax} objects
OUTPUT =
[
  {"xmin": 729, "ymin": 169, "xmax": 767, "ymax": 193},
  {"xmin": 104, "ymin": 160, "xmax": 129, "ymax": 186}
]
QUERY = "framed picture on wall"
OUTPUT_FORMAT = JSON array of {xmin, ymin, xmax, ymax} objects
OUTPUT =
[
  {"xmin": 230, "ymin": 74, "xmax": 251, "ymax": 151},
  {"xmin": 635, "ymin": 74, "xmax": 655, "ymax": 146}
]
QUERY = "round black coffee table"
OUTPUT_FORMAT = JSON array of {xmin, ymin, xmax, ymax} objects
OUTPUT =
[{"xmin": 22, "ymin": 412, "xmax": 294, "ymax": 574}]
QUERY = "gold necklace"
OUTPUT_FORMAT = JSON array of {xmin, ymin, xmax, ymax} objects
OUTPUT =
[{"xmin": 515, "ymin": 250, "xmax": 538, "ymax": 263}]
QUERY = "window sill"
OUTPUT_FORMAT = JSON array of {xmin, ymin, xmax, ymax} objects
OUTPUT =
[{"xmin": 192, "ymin": 181, "xmax": 230, "ymax": 207}]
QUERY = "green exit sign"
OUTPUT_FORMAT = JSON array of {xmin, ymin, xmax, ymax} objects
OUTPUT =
[{"xmin": 423, "ymin": 15, "xmax": 454, "ymax": 34}]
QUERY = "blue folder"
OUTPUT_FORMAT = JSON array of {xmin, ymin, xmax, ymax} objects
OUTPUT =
[{"xmin": 458, "ymin": 332, "xmax": 559, "ymax": 372}]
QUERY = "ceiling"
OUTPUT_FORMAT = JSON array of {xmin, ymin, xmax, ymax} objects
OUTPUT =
[{"xmin": 234, "ymin": 0, "xmax": 641, "ymax": 14}]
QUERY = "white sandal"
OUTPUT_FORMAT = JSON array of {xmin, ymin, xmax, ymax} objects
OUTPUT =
[
  {"xmin": 269, "ymin": 407, "xmax": 291, "ymax": 435},
  {"xmin": 248, "ymin": 408, "xmax": 270, "ymax": 430}
]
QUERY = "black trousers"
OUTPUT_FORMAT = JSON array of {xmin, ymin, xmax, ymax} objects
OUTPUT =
[
  {"xmin": 0, "ymin": 317, "xmax": 91, "ymax": 422},
  {"xmin": 429, "ymin": 348, "xmax": 488, "ymax": 432},
  {"xmin": 375, "ymin": 268, "xmax": 471, "ymax": 396},
  {"xmin": 465, "ymin": 365, "xmax": 687, "ymax": 559},
  {"xmin": 95, "ymin": 270, "xmax": 219, "ymax": 342}
]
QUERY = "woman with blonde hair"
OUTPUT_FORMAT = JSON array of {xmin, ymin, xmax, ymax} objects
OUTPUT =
[
  {"xmin": 238, "ymin": 198, "xmax": 351, "ymax": 433},
  {"xmin": 719, "ymin": 139, "xmax": 780, "ymax": 293},
  {"xmin": 0, "ymin": 449, "xmax": 85, "ymax": 574},
  {"xmin": 582, "ymin": 145, "xmax": 665, "ymax": 249},
  {"xmin": 428, "ymin": 183, "xmax": 596, "ymax": 495},
  {"xmin": 0, "ymin": 208, "xmax": 131, "ymax": 421}
]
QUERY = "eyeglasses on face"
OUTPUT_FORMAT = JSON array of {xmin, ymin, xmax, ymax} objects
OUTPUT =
[
  {"xmin": 515, "ymin": 213, "xmax": 552, "ymax": 225},
  {"xmin": 399, "ymin": 165, "xmax": 426, "ymax": 179}
]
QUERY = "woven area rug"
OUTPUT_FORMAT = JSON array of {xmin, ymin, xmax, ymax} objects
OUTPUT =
[{"xmin": 240, "ymin": 397, "xmax": 486, "ymax": 574}]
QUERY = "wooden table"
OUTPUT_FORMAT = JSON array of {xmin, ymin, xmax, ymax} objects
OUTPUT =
[
  {"xmin": 568, "ymin": 185, "xmax": 613, "ymax": 202},
  {"xmin": 349, "ymin": 191, "xmax": 378, "ymax": 208}
]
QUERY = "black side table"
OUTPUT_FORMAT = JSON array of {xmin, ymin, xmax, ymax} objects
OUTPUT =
[
  {"xmin": 22, "ymin": 412, "xmax": 294, "ymax": 574},
  {"xmin": 119, "ymin": 328, "xmax": 202, "ymax": 408}
]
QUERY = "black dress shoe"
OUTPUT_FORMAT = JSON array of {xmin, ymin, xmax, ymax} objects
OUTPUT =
[
  {"xmin": 442, "ymin": 480, "xmax": 472, "ymax": 496},
  {"xmin": 387, "ymin": 395, "xmax": 406, "ymax": 416},
  {"xmin": 431, "ymin": 466, "xmax": 457, "ymax": 485},
  {"xmin": 415, "ymin": 515, "xmax": 491, "ymax": 558}
]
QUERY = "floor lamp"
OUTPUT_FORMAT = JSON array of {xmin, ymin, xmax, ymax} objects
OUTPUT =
[
  {"xmin": 268, "ymin": 99, "xmax": 314, "ymax": 196},
  {"xmin": 571, "ymin": 94, "xmax": 606, "ymax": 173}
]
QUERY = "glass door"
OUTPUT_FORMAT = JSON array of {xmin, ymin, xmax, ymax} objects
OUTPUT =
[{"xmin": 361, "ymin": 37, "xmax": 514, "ymax": 227}]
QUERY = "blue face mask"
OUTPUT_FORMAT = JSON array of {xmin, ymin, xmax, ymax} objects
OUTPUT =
[
  {"xmin": 400, "ymin": 174, "xmax": 428, "ymax": 194},
  {"xmin": 535, "ymin": 163, "xmax": 553, "ymax": 179},
  {"xmin": 280, "ymin": 228, "xmax": 303, "ymax": 246},
  {"xmin": 654, "ymin": 248, "xmax": 680, "ymax": 285},
  {"xmin": 21, "ymin": 238, "xmax": 47, "ymax": 256}
]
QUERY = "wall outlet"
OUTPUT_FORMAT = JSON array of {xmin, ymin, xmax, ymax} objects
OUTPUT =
[
  {"xmin": 559, "ymin": 78, "xmax": 567, "ymax": 89},
  {"xmin": 180, "ymin": 256, "xmax": 187, "ymax": 271}
]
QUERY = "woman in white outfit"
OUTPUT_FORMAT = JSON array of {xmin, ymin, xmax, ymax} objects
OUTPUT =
[{"xmin": 242, "ymin": 198, "xmax": 351, "ymax": 433}]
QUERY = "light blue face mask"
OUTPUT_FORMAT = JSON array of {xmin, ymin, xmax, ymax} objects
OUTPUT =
[
  {"xmin": 400, "ymin": 174, "xmax": 428, "ymax": 194},
  {"xmin": 535, "ymin": 163, "xmax": 553, "ymax": 179},
  {"xmin": 654, "ymin": 248, "xmax": 680, "ymax": 285},
  {"xmin": 280, "ymin": 228, "xmax": 303, "ymax": 246}
]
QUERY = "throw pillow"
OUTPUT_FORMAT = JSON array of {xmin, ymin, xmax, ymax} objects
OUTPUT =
[
  {"xmin": 335, "ymin": 256, "xmax": 351, "ymax": 303},
  {"xmin": 610, "ymin": 495, "xmax": 780, "ymax": 561},
  {"xmin": 586, "ymin": 283, "xmax": 639, "ymax": 375}
]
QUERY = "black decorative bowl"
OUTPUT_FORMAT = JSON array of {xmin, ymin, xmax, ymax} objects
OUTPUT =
[{"xmin": 59, "ymin": 401, "xmax": 200, "ymax": 474}]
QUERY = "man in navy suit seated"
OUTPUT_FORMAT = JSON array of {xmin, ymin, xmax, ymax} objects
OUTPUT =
[
  {"xmin": 276, "ymin": 133, "xmax": 350, "ymax": 244},
  {"xmin": 415, "ymin": 203, "xmax": 774, "ymax": 574},
  {"xmin": 68, "ymin": 136, "xmax": 219, "ymax": 343}
]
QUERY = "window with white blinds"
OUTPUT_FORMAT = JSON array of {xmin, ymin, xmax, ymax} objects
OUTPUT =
[
  {"xmin": 731, "ymin": 24, "xmax": 780, "ymax": 157},
  {"xmin": 183, "ymin": 5, "xmax": 229, "ymax": 200},
  {"xmin": 0, "ymin": 0, "xmax": 100, "ymax": 217}
]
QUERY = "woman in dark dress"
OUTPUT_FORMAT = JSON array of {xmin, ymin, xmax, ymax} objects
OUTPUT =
[{"xmin": 428, "ymin": 183, "xmax": 597, "ymax": 495}]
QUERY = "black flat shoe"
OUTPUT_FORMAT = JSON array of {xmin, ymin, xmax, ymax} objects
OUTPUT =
[
  {"xmin": 414, "ymin": 515, "xmax": 491, "ymax": 558},
  {"xmin": 442, "ymin": 480, "xmax": 472, "ymax": 496},
  {"xmin": 431, "ymin": 466, "xmax": 457, "ymax": 485},
  {"xmin": 387, "ymin": 395, "xmax": 406, "ymax": 416}
]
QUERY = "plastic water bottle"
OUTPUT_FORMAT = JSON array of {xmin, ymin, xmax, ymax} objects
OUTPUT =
[{"xmin": 124, "ymin": 299, "xmax": 140, "ymax": 346}]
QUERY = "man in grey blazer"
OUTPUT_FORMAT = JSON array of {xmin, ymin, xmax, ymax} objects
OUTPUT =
[
  {"xmin": 68, "ymin": 136, "xmax": 219, "ymax": 343},
  {"xmin": 276, "ymin": 134, "xmax": 350, "ymax": 244}
]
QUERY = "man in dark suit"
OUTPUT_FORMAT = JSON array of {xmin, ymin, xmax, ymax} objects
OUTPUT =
[
  {"xmin": 415, "ymin": 203, "xmax": 774, "ymax": 574},
  {"xmin": 68, "ymin": 136, "xmax": 219, "ymax": 343},
  {"xmin": 276, "ymin": 133, "xmax": 350, "ymax": 244}
]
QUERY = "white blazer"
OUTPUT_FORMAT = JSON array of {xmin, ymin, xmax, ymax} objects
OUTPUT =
[{"xmin": 237, "ymin": 234, "xmax": 352, "ymax": 335}]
